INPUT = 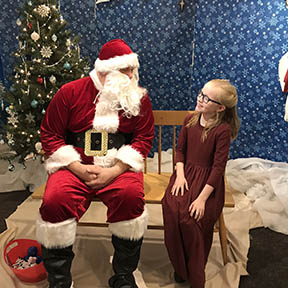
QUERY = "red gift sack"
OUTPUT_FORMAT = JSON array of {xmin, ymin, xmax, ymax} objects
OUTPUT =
[{"xmin": 4, "ymin": 239, "xmax": 47, "ymax": 283}]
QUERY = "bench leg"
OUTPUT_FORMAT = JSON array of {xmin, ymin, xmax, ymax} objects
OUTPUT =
[{"xmin": 218, "ymin": 212, "xmax": 228, "ymax": 265}]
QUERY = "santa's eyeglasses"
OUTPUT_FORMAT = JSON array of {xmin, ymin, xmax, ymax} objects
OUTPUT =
[{"xmin": 197, "ymin": 90, "xmax": 222, "ymax": 105}]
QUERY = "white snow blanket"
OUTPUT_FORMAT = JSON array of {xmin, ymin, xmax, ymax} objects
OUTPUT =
[
  {"xmin": 226, "ymin": 158, "xmax": 288, "ymax": 235},
  {"xmin": 0, "ymin": 143, "xmax": 47, "ymax": 193}
]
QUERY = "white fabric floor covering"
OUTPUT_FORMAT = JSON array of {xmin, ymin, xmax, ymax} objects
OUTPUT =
[
  {"xmin": 0, "ymin": 144, "xmax": 47, "ymax": 193},
  {"xmin": 226, "ymin": 158, "xmax": 288, "ymax": 235},
  {"xmin": 0, "ymin": 185, "xmax": 263, "ymax": 288}
]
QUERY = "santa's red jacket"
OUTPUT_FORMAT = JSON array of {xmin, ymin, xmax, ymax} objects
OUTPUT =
[{"xmin": 40, "ymin": 76, "xmax": 154, "ymax": 173}]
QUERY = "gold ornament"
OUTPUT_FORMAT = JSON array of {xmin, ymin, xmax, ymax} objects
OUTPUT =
[
  {"xmin": 37, "ymin": 5, "xmax": 51, "ymax": 17},
  {"xmin": 31, "ymin": 31, "xmax": 40, "ymax": 41},
  {"xmin": 40, "ymin": 46, "xmax": 53, "ymax": 58}
]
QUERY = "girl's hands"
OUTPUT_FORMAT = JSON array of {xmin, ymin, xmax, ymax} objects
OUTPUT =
[
  {"xmin": 171, "ymin": 175, "xmax": 189, "ymax": 196},
  {"xmin": 189, "ymin": 197, "xmax": 206, "ymax": 221}
]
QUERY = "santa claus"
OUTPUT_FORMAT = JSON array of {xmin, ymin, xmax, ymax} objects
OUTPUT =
[{"xmin": 36, "ymin": 39, "xmax": 154, "ymax": 288}]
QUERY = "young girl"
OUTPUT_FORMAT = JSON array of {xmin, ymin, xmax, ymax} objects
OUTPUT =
[{"xmin": 162, "ymin": 79, "xmax": 240, "ymax": 288}]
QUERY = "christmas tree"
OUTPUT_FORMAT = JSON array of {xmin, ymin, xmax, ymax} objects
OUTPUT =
[{"xmin": 3, "ymin": 0, "xmax": 90, "ymax": 163}]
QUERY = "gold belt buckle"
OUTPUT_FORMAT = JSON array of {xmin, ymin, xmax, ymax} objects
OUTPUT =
[{"xmin": 84, "ymin": 129, "xmax": 108, "ymax": 156}]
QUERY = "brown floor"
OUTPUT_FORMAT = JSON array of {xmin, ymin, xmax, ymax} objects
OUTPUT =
[{"xmin": 0, "ymin": 191, "xmax": 287, "ymax": 288}]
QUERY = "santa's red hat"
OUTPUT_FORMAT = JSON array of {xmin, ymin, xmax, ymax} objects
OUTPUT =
[{"xmin": 94, "ymin": 39, "xmax": 139, "ymax": 73}]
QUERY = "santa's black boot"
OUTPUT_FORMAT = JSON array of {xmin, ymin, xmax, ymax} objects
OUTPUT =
[
  {"xmin": 108, "ymin": 235, "xmax": 143, "ymax": 288},
  {"xmin": 41, "ymin": 245, "xmax": 74, "ymax": 288}
]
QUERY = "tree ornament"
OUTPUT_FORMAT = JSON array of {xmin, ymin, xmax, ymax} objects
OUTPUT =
[
  {"xmin": 66, "ymin": 39, "xmax": 71, "ymax": 47},
  {"xmin": 37, "ymin": 76, "xmax": 44, "ymax": 84},
  {"xmin": 35, "ymin": 142, "xmax": 42, "ymax": 153},
  {"xmin": 41, "ymin": 109, "xmax": 46, "ymax": 115},
  {"xmin": 84, "ymin": 64, "xmax": 91, "ymax": 74},
  {"xmin": 63, "ymin": 62, "xmax": 71, "ymax": 70},
  {"xmin": 8, "ymin": 160, "xmax": 15, "ymax": 172},
  {"xmin": 28, "ymin": 1, "xmax": 32, "ymax": 5},
  {"xmin": 31, "ymin": 31, "xmax": 40, "ymax": 41},
  {"xmin": 16, "ymin": 18, "xmax": 22, "ymax": 26},
  {"xmin": 40, "ymin": 46, "xmax": 53, "ymax": 58},
  {"xmin": 25, "ymin": 112, "xmax": 35, "ymax": 123},
  {"xmin": 51, "ymin": 34, "xmax": 57, "ymax": 42},
  {"xmin": 8, "ymin": 114, "xmax": 19, "ymax": 126},
  {"xmin": 31, "ymin": 99, "xmax": 38, "ymax": 108},
  {"xmin": 23, "ymin": 80, "xmax": 28, "ymax": 85},
  {"xmin": 49, "ymin": 75, "xmax": 56, "ymax": 84},
  {"xmin": 28, "ymin": 23, "xmax": 32, "ymax": 29},
  {"xmin": 8, "ymin": 139, "xmax": 15, "ymax": 146},
  {"xmin": 178, "ymin": 0, "xmax": 185, "ymax": 12},
  {"xmin": 36, "ymin": 5, "xmax": 51, "ymax": 18}
]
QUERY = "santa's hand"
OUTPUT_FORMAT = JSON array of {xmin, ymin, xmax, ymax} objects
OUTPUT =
[
  {"xmin": 85, "ymin": 166, "xmax": 115, "ymax": 189},
  {"xmin": 67, "ymin": 162, "xmax": 98, "ymax": 182}
]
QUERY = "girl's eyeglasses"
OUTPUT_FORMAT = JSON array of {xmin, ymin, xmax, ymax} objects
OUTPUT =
[{"xmin": 197, "ymin": 90, "xmax": 222, "ymax": 105}]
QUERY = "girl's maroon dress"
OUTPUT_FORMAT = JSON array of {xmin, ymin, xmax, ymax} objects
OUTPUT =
[{"xmin": 162, "ymin": 114, "xmax": 231, "ymax": 288}]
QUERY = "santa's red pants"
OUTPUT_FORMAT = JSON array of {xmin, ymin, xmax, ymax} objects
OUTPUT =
[{"xmin": 39, "ymin": 169, "xmax": 145, "ymax": 224}]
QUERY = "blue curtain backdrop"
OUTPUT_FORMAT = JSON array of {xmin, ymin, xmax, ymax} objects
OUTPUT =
[{"xmin": 0, "ymin": 0, "xmax": 287, "ymax": 162}]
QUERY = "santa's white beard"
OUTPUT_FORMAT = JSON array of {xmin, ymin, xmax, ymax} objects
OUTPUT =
[{"xmin": 97, "ymin": 71, "xmax": 145, "ymax": 118}]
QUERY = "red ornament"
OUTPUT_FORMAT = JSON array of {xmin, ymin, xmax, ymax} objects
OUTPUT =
[
  {"xmin": 28, "ymin": 23, "xmax": 32, "ymax": 29},
  {"xmin": 37, "ymin": 77, "xmax": 44, "ymax": 84}
]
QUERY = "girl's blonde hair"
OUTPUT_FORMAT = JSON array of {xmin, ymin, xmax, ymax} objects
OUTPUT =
[{"xmin": 187, "ymin": 79, "xmax": 240, "ymax": 141}]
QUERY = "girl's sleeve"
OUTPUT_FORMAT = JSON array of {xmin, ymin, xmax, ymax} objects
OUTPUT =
[
  {"xmin": 175, "ymin": 115, "xmax": 189, "ymax": 163},
  {"xmin": 206, "ymin": 126, "xmax": 231, "ymax": 188}
]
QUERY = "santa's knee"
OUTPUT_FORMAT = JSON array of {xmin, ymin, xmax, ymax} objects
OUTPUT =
[{"xmin": 121, "ymin": 185, "xmax": 144, "ymax": 213}]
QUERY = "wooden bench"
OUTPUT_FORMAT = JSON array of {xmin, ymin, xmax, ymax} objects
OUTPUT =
[{"xmin": 32, "ymin": 110, "xmax": 234, "ymax": 265}]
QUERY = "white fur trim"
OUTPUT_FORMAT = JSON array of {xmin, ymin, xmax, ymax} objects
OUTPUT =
[
  {"xmin": 89, "ymin": 68, "xmax": 103, "ymax": 91},
  {"xmin": 93, "ymin": 113, "xmax": 119, "ymax": 133},
  {"xmin": 108, "ymin": 207, "xmax": 148, "ymax": 240},
  {"xmin": 45, "ymin": 145, "xmax": 81, "ymax": 174},
  {"xmin": 116, "ymin": 145, "xmax": 144, "ymax": 172},
  {"xmin": 36, "ymin": 215, "xmax": 77, "ymax": 248},
  {"xmin": 95, "ymin": 53, "xmax": 139, "ymax": 73},
  {"xmin": 93, "ymin": 148, "xmax": 118, "ymax": 168}
]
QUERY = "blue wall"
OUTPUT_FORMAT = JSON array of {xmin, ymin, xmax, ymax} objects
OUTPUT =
[{"xmin": 1, "ymin": 0, "xmax": 287, "ymax": 162}]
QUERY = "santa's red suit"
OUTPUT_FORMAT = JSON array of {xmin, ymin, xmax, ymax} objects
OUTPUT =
[{"xmin": 35, "ymin": 39, "xmax": 154, "ymax": 288}]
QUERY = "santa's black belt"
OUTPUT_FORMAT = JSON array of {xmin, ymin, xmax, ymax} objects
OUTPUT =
[{"xmin": 66, "ymin": 129, "xmax": 132, "ymax": 157}]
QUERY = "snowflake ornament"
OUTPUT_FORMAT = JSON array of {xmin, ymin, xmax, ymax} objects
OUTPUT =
[
  {"xmin": 40, "ymin": 46, "xmax": 53, "ymax": 58},
  {"xmin": 8, "ymin": 113, "xmax": 19, "ymax": 126},
  {"xmin": 37, "ymin": 5, "xmax": 51, "ymax": 17},
  {"xmin": 25, "ymin": 112, "xmax": 35, "ymax": 123}
]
